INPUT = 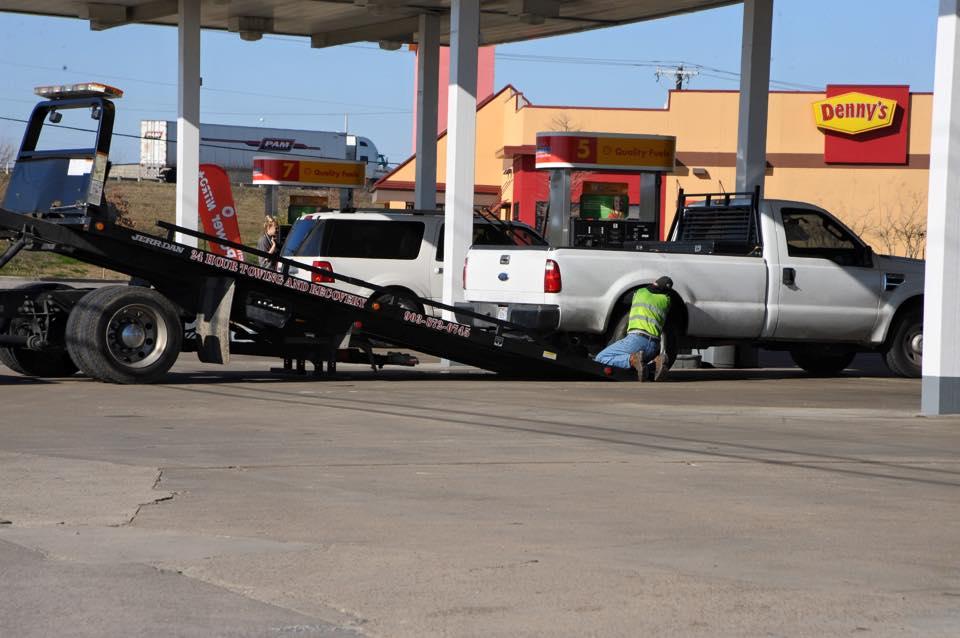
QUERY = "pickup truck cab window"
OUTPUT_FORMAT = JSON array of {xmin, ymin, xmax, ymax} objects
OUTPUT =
[
  {"xmin": 781, "ymin": 209, "xmax": 869, "ymax": 267},
  {"xmin": 435, "ymin": 223, "xmax": 547, "ymax": 261}
]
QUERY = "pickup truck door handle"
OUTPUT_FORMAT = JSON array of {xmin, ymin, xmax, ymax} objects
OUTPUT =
[{"xmin": 782, "ymin": 267, "xmax": 796, "ymax": 287}]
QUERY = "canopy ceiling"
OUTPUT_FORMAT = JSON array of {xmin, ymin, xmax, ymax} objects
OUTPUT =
[{"xmin": 0, "ymin": 1, "xmax": 738, "ymax": 47}]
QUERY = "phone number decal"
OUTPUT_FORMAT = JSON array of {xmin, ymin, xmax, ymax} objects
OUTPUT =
[{"xmin": 402, "ymin": 311, "xmax": 471, "ymax": 338}]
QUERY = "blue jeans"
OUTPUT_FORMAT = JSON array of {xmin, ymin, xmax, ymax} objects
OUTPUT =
[{"xmin": 594, "ymin": 332, "xmax": 661, "ymax": 378}]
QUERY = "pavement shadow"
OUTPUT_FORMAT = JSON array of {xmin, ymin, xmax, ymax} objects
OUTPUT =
[{"xmin": 155, "ymin": 381, "xmax": 960, "ymax": 490}]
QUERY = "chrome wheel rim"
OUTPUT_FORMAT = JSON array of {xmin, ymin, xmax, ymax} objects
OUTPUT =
[
  {"xmin": 905, "ymin": 329, "xmax": 923, "ymax": 367},
  {"xmin": 105, "ymin": 303, "xmax": 167, "ymax": 369}
]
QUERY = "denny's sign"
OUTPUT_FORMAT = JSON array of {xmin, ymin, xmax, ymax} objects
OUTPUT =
[
  {"xmin": 813, "ymin": 85, "xmax": 910, "ymax": 165},
  {"xmin": 813, "ymin": 92, "xmax": 898, "ymax": 135}
]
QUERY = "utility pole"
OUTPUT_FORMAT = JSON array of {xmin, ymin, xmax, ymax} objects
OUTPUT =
[{"xmin": 656, "ymin": 64, "xmax": 699, "ymax": 90}]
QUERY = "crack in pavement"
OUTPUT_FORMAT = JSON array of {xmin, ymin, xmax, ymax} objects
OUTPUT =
[{"xmin": 117, "ymin": 469, "xmax": 178, "ymax": 527}]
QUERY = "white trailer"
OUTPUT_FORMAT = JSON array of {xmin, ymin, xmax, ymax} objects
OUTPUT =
[{"xmin": 140, "ymin": 121, "xmax": 386, "ymax": 182}]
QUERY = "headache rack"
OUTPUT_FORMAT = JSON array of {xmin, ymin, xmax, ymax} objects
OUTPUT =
[{"xmin": 664, "ymin": 187, "xmax": 763, "ymax": 256}]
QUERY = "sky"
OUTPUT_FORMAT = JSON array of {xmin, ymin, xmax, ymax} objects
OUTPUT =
[{"xmin": 0, "ymin": 0, "xmax": 939, "ymax": 166}]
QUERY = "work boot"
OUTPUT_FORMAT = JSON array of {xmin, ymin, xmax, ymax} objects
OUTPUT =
[
  {"xmin": 629, "ymin": 352, "xmax": 645, "ymax": 382},
  {"xmin": 653, "ymin": 354, "xmax": 667, "ymax": 381}
]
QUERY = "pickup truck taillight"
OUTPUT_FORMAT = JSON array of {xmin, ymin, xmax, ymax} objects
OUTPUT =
[
  {"xmin": 311, "ymin": 260, "xmax": 335, "ymax": 283},
  {"xmin": 463, "ymin": 256, "xmax": 468, "ymax": 289},
  {"xmin": 544, "ymin": 259, "xmax": 562, "ymax": 293}
]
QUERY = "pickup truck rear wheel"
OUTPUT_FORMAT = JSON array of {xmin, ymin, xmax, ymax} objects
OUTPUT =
[
  {"xmin": 883, "ymin": 310, "xmax": 922, "ymax": 378},
  {"xmin": 789, "ymin": 348, "xmax": 855, "ymax": 376},
  {"xmin": 65, "ymin": 286, "xmax": 182, "ymax": 384},
  {"xmin": 606, "ymin": 311, "xmax": 678, "ymax": 374}
]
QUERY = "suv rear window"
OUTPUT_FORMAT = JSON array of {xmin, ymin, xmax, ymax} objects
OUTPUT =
[{"xmin": 281, "ymin": 218, "xmax": 425, "ymax": 260}]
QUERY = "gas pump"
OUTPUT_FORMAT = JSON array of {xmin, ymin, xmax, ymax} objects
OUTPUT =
[{"xmin": 536, "ymin": 132, "xmax": 676, "ymax": 248}]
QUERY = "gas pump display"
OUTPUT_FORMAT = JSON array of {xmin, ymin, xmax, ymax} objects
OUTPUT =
[
  {"xmin": 580, "ymin": 182, "xmax": 629, "ymax": 220},
  {"xmin": 535, "ymin": 132, "xmax": 676, "ymax": 248}
]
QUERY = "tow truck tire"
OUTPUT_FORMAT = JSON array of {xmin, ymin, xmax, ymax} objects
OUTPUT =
[
  {"xmin": 65, "ymin": 286, "xmax": 182, "ymax": 384},
  {"xmin": 883, "ymin": 310, "xmax": 922, "ymax": 378},
  {"xmin": 0, "ymin": 346, "xmax": 78, "ymax": 378},
  {"xmin": 789, "ymin": 348, "xmax": 855, "ymax": 376},
  {"xmin": 0, "ymin": 283, "xmax": 78, "ymax": 378}
]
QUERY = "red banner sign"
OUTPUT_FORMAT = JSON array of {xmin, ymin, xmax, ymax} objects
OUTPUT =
[{"xmin": 198, "ymin": 164, "xmax": 245, "ymax": 261}]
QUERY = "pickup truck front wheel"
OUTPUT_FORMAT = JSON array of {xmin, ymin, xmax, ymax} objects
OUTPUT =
[
  {"xmin": 883, "ymin": 310, "xmax": 922, "ymax": 378},
  {"xmin": 789, "ymin": 347, "xmax": 855, "ymax": 376}
]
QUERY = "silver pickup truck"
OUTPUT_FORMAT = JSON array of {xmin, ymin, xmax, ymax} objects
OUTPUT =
[{"xmin": 458, "ymin": 191, "xmax": 925, "ymax": 377}]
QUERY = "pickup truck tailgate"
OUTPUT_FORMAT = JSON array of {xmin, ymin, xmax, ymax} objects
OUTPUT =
[{"xmin": 464, "ymin": 246, "xmax": 549, "ymax": 303}]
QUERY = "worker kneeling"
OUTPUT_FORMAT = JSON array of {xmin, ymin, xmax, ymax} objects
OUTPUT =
[{"xmin": 594, "ymin": 276, "xmax": 673, "ymax": 382}]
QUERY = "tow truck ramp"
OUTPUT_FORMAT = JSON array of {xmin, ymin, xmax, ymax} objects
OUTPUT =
[
  {"xmin": 0, "ymin": 82, "xmax": 630, "ymax": 383},
  {"xmin": 0, "ymin": 209, "xmax": 631, "ymax": 383}
]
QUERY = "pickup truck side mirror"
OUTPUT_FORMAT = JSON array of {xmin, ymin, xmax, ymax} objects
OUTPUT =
[{"xmin": 860, "ymin": 245, "xmax": 874, "ymax": 268}]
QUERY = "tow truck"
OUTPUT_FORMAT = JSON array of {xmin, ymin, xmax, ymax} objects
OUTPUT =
[{"xmin": 0, "ymin": 83, "xmax": 632, "ymax": 383}]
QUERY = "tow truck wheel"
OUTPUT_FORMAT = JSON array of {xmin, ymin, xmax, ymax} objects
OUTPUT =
[
  {"xmin": 883, "ymin": 310, "xmax": 922, "ymax": 378},
  {"xmin": 0, "ymin": 341, "xmax": 78, "ymax": 378},
  {"xmin": 66, "ymin": 286, "xmax": 182, "ymax": 384},
  {"xmin": 789, "ymin": 347, "xmax": 855, "ymax": 376},
  {"xmin": 0, "ymin": 284, "xmax": 78, "ymax": 378}
]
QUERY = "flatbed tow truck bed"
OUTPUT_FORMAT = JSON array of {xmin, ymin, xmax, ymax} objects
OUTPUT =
[{"xmin": 0, "ymin": 84, "xmax": 630, "ymax": 384}]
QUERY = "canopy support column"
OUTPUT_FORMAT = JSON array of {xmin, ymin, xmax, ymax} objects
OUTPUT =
[
  {"xmin": 414, "ymin": 13, "xmax": 440, "ymax": 210},
  {"xmin": 175, "ymin": 0, "xmax": 200, "ymax": 247},
  {"xmin": 442, "ymin": 0, "xmax": 479, "ymax": 316},
  {"xmin": 735, "ymin": 0, "xmax": 773, "ymax": 194},
  {"xmin": 922, "ymin": 0, "xmax": 960, "ymax": 415}
]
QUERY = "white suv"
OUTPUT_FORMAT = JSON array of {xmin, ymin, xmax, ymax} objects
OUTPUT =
[{"xmin": 280, "ymin": 210, "xmax": 545, "ymax": 314}]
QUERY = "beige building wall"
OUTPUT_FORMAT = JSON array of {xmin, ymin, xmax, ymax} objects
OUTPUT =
[{"xmin": 378, "ymin": 88, "xmax": 931, "ymax": 257}]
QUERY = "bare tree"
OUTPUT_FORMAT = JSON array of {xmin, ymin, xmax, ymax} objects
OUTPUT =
[
  {"xmin": 875, "ymin": 190, "xmax": 927, "ymax": 258},
  {"xmin": 549, "ymin": 113, "xmax": 579, "ymax": 132},
  {"xmin": 0, "ymin": 140, "xmax": 14, "ymax": 173}
]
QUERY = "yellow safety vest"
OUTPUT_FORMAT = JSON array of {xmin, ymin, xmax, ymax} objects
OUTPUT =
[{"xmin": 627, "ymin": 287, "xmax": 671, "ymax": 338}]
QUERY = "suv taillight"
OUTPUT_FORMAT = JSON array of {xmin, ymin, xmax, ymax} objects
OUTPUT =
[
  {"xmin": 312, "ymin": 260, "xmax": 335, "ymax": 283},
  {"xmin": 544, "ymin": 259, "xmax": 562, "ymax": 293},
  {"xmin": 462, "ymin": 256, "xmax": 468, "ymax": 289}
]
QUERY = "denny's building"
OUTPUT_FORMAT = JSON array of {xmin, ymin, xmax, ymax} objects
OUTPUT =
[{"xmin": 374, "ymin": 84, "xmax": 931, "ymax": 256}]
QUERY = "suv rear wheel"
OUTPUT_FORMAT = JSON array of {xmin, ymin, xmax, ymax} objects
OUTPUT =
[{"xmin": 370, "ymin": 289, "xmax": 425, "ymax": 316}]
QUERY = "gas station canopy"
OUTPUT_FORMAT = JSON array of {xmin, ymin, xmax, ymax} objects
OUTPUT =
[{"xmin": 0, "ymin": 0, "xmax": 736, "ymax": 45}]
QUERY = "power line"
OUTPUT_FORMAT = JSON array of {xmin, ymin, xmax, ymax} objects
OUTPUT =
[
  {"xmin": 497, "ymin": 52, "xmax": 821, "ymax": 91},
  {"xmin": 0, "ymin": 95, "xmax": 411, "ymax": 117},
  {"xmin": 656, "ymin": 65, "xmax": 699, "ymax": 90},
  {"xmin": 0, "ymin": 60, "xmax": 411, "ymax": 113}
]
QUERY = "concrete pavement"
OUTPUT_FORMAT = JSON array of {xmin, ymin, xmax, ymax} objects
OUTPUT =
[{"xmin": 0, "ymin": 356, "xmax": 958, "ymax": 637}]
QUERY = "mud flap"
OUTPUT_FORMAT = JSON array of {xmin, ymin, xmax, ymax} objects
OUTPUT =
[{"xmin": 197, "ymin": 276, "xmax": 235, "ymax": 364}]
